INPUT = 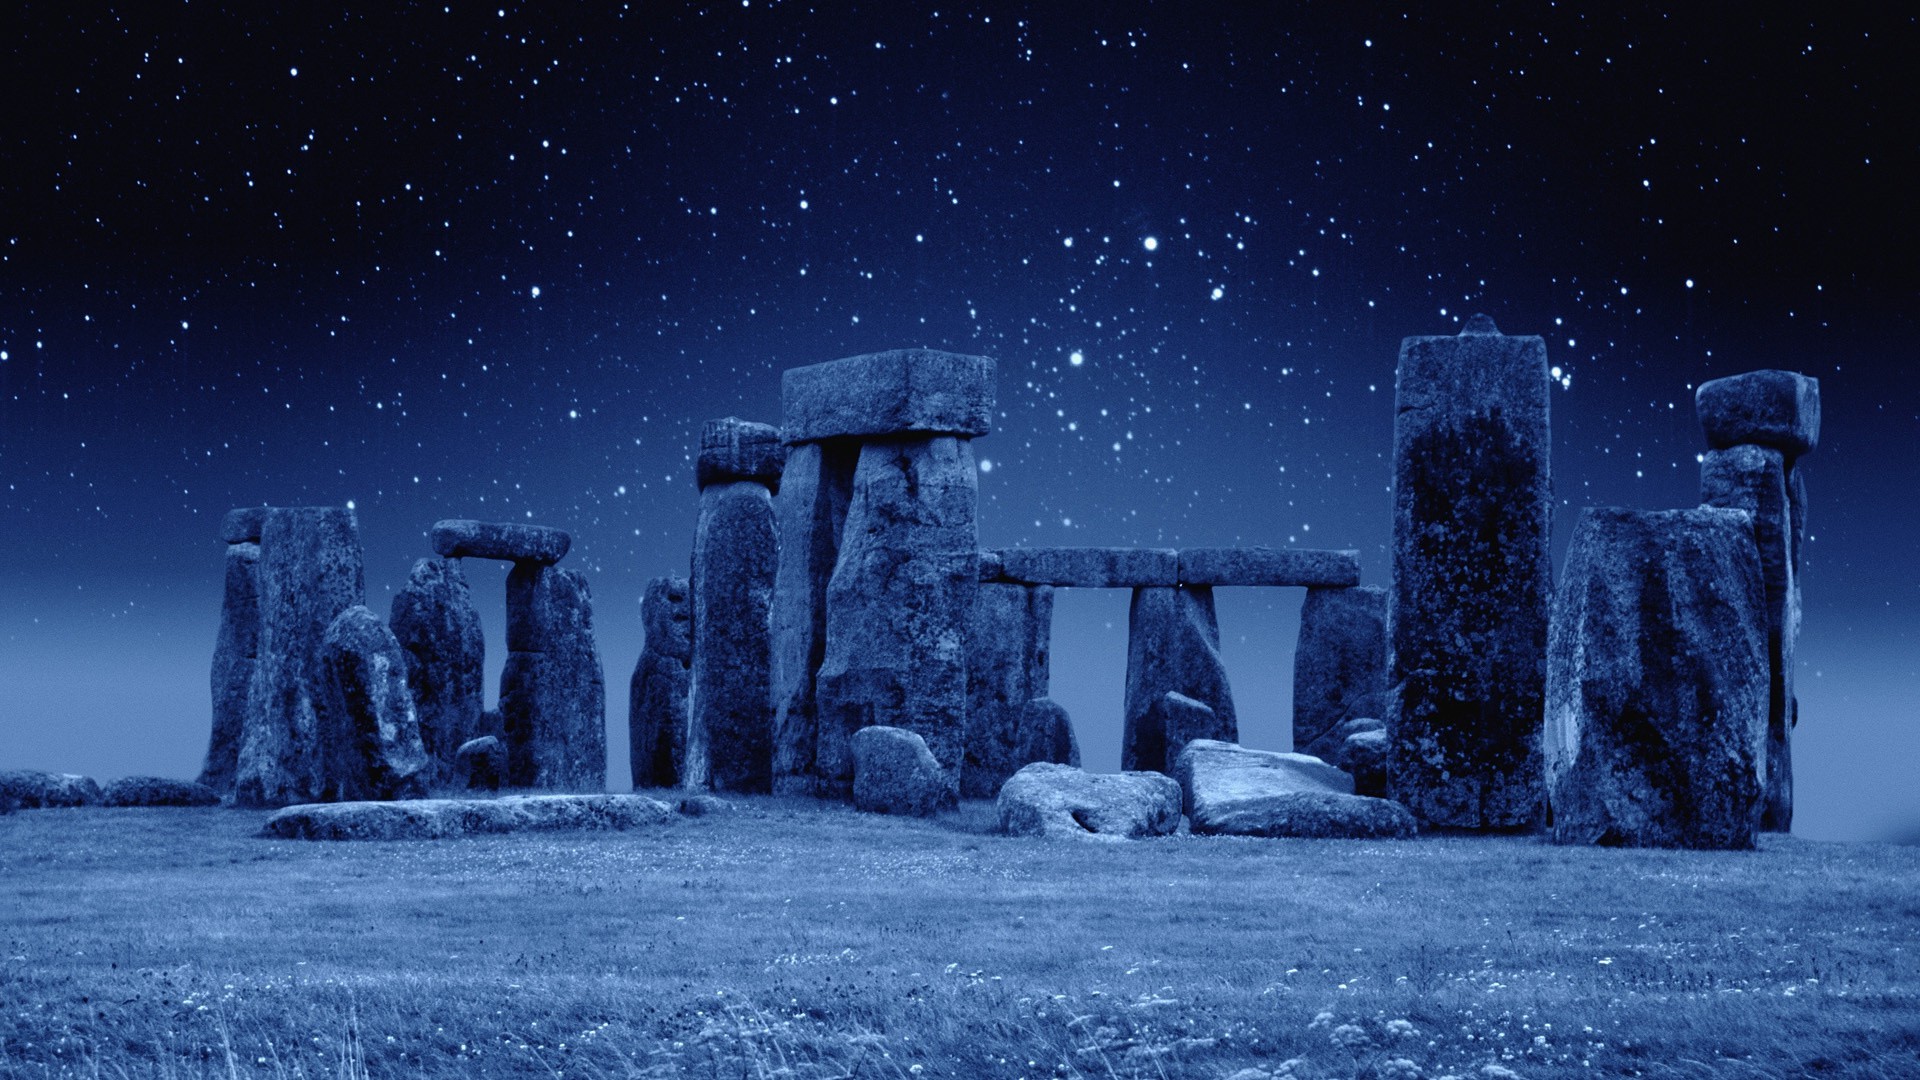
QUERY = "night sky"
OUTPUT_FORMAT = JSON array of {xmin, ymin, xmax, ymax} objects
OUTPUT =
[{"xmin": 3, "ymin": 5, "xmax": 1914, "ymax": 840}]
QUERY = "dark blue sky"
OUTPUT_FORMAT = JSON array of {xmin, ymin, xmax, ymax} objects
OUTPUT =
[{"xmin": 2, "ymin": 5, "xmax": 1914, "ymax": 839}]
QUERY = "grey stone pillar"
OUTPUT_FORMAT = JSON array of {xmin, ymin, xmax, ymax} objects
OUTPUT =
[
  {"xmin": 202, "ymin": 506, "xmax": 266, "ymax": 794},
  {"xmin": 1122, "ymin": 585, "xmax": 1237, "ymax": 772},
  {"xmin": 770, "ymin": 441, "xmax": 859, "ymax": 795},
  {"xmin": 1390, "ymin": 315, "xmax": 1551, "ymax": 830},
  {"xmin": 686, "ymin": 417, "xmax": 783, "ymax": 793},
  {"xmin": 235, "ymin": 506, "xmax": 366, "ymax": 807},
  {"xmin": 1695, "ymin": 368, "xmax": 1819, "ymax": 831},
  {"xmin": 1291, "ymin": 585, "xmax": 1388, "ymax": 760},
  {"xmin": 964, "ymin": 580, "xmax": 1055, "ymax": 797},
  {"xmin": 501, "ymin": 562, "xmax": 606, "ymax": 791},
  {"xmin": 390, "ymin": 556, "xmax": 486, "ymax": 784},
  {"xmin": 629, "ymin": 575, "xmax": 691, "ymax": 788}
]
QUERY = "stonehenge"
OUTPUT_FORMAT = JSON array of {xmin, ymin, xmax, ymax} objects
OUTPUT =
[
  {"xmin": 1695, "ymin": 369, "xmax": 1819, "ymax": 831},
  {"xmin": 1390, "ymin": 315, "xmax": 1552, "ymax": 831},
  {"xmin": 201, "ymin": 511, "xmax": 263, "ymax": 792}
]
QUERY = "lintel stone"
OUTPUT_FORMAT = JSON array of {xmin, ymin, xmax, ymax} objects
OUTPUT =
[
  {"xmin": 697, "ymin": 416, "xmax": 785, "ymax": 489},
  {"xmin": 220, "ymin": 506, "xmax": 269, "ymax": 544},
  {"xmin": 1176, "ymin": 547, "xmax": 1361, "ymax": 587},
  {"xmin": 782, "ymin": 349, "xmax": 994, "ymax": 443},
  {"xmin": 430, "ymin": 519, "xmax": 571, "ymax": 564},
  {"xmin": 989, "ymin": 547, "xmax": 1178, "ymax": 588},
  {"xmin": 1695, "ymin": 369, "xmax": 1820, "ymax": 458}
]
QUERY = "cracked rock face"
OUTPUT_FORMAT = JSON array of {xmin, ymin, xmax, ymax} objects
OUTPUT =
[
  {"xmin": 815, "ymin": 436, "xmax": 979, "ymax": 793},
  {"xmin": 770, "ymin": 440, "xmax": 859, "ymax": 797},
  {"xmin": 1390, "ymin": 322, "xmax": 1551, "ymax": 831},
  {"xmin": 851, "ymin": 725, "xmax": 957, "ymax": 817},
  {"xmin": 1546, "ymin": 507, "xmax": 1769, "ymax": 850}
]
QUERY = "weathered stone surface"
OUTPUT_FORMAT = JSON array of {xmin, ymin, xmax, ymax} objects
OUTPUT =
[
  {"xmin": 816, "ymin": 437, "xmax": 980, "ymax": 791},
  {"xmin": 1198, "ymin": 788, "xmax": 1418, "ymax": 839},
  {"xmin": 996, "ymin": 763, "xmax": 1183, "ymax": 842},
  {"xmin": 390, "ymin": 557, "xmax": 486, "ymax": 783},
  {"xmin": 628, "ymin": 576, "xmax": 691, "ymax": 789},
  {"xmin": 1695, "ymin": 369, "xmax": 1821, "ymax": 458},
  {"xmin": 316, "ymin": 606, "xmax": 430, "ymax": 802},
  {"xmin": 852, "ymin": 725, "xmax": 957, "ymax": 816},
  {"xmin": 697, "ymin": 416, "xmax": 786, "ymax": 490},
  {"xmin": 686, "ymin": 481, "xmax": 779, "ymax": 793},
  {"xmin": 1340, "ymin": 730, "xmax": 1389, "ymax": 798},
  {"xmin": 782, "ymin": 349, "xmax": 995, "ymax": 442},
  {"xmin": 262, "ymin": 793, "xmax": 673, "ymax": 841},
  {"xmin": 770, "ymin": 441, "xmax": 859, "ymax": 796},
  {"xmin": 1292, "ymin": 586, "xmax": 1389, "ymax": 759},
  {"xmin": 1546, "ymin": 507, "xmax": 1769, "ymax": 849},
  {"xmin": 1172, "ymin": 739, "xmax": 1354, "ymax": 828},
  {"xmin": 1146, "ymin": 691, "xmax": 1224, "ymax": 769},
  {"xmin": 989, "ymin": 547, "xmax": 1178, "ymax": 588},
  {"xmin": 236, "ymin": 507, "xmax": 366, "ymax": 808},
  {"xmin": 500, "ymin": 565, "xmax": 606, "ymax": 791},
  {"xmin": 202, "ymin": 540, "xmax": 260, "ymax": 793},
  {"xmin": 676, "ymin": 793, "xmax": 730, "ymax": 817},
  {"xmin": 0, "ymin": 771, "xmax": 101, "ymax": 808},
  {"xmin": 430, "ymin": 519, "xmax": 571, "ymax": 564},
  {"xmin": 454, "ymin": 735, "xmax": 508, "ymax": 791},
  {"xmin": 1015, "ymin": 698, "xmax": 1081, "ymax": 772},
  {"xmin": 1176, "ymin": 547, "xmax": 1362, "ymax": 588},
  {"xmin": 1700, "ymin": 444, "xmax": 1798, "ymax": 831},
  {"xmin": 1122, "ymin": 586, "xmax": 1237, "ymax": 772},
  {"xmin": 1391, "ymin": 319, "xmax": 1551, "ymax": 830},
  {"xmin": 964, "ymin": 582, "xmax": 1054, "ymax": 798},
  {"xmin": 219, "ymin": 506, "xmax": 269, "ymax": 544},
  {"xmin": 1788, "ymin": 465, "xmax": 1808, "ymax": 574},
  {"xmin": 101, "ymin": 776, "xmax": 221, "ymax": 807},
  {"xmin": 477, "ymin": 707, "xmax": 505, "ymax": 740}
]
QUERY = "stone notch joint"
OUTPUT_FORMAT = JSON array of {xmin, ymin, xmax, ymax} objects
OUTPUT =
[
  {"xmin": 430, "ymin": 519, "xmax": 571, "ymax": 564},
  {"xmin": 1461, "ymin": 313, "xmax": 1501, "ymax": 335}
]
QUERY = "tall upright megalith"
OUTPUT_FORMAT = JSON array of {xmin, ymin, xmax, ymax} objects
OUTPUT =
[
  {"xmin": 390, "ymin": 556, "xmax": 486, "ymax": 783},
  {"xmin": 1292, "ymin": 585, "xmax": 1388, "ymax": 759},
  {"xmin": 316, "ymin": 605, "xmax": 430, "ymax": 802},
  {"xmin": 786, "ymin": 349, "xmax": 994, "ymax": 798},
  {"xmin": 1390, "ymin": 315, "xmax": 1551, "ymax": 830},
  {"xmin": 770, "ymin": 441, "xmax": 859, "ymax": 795},
  {"xmin": 430, "ymin": 518, "xmax": 604, "ymax": 792},
  {"xmin": 686, "ymin": 418, "xmax": 783, "ymax": 793},
  {"xmin": 964, "ymin": 581, "xmax": 1055, "ymax": 797},
  {"xmin": 202, "ymin": 506, "xmax": 267, "ymax": 793},
  {"xmin": 1696, "ymin": 369, "xmax": 1819, "ymax": 831},
  {"xmin": 629, "ymin": 575, "xmax": 692, "ymax": 788},
  {"xmin": 1122, "ymin": 585, "xmax": 1237, "ymax": 772},
  {"xmin": 235, "ymin": 506, "xmax": 367, "ymax": 807}
]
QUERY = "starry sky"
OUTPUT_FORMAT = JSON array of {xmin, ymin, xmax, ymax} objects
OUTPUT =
[{"xmin": 2, "ymin": 4, "xmax": 1914, "ymax": 839}]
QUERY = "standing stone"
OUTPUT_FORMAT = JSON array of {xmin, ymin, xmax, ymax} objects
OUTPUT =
[
  {"xmin": 770, "ymin": 441, "xmax": 859, "ymax": 796},
  {"xmin": 816, "ymin": 436, "xmax": 980, "ymax": 791},
  {"xmin": 1122, "ymin": 585, "xmax": 1237, "ymax": 773},
  {"xmin": 202, "ymin": 537, "xmax": 261, "ymax": 793},
  {"xmin": 1015, "ymin": 698, "xmax": 1081, "ymax": 772},
  {"xmin": 1700, "ymin": 444, "xmax": 1797, "ymax": 831},
  {"xmin": 389, "ymin": 557, "xmax": 486, "ymax": 785},
  {"xmin": 851, "ymin": 725, "xmax": 958, "ymax": 816},
  {"xmin": 1546, "ymin": 507, "xmax": 1769, "ymax": 849},
  {"xmin": 316, "ymin": 605, "xmax": 430, "ymax": 802},
  {"xmin": 628, "ymin": 576, "xmax": 692, "ymax": 788},
  {"xmin": 235, "ymin": 507, "xmax": 366, "ymax": 808},
  {"xmin": 501, "ymin": 565, "xmax": 606, "ymax": 791},
  {"xmin": 1291, "ymin": 585, "xmax": 1389, "ymax": 759},
  {"xmin": 1390, "ymin": 316, "xmax": 1551, "ymax": 830},
  {"xmin": 455, "ymin": 735, "xmax": 508, "ymax": 791},
  {"xmin": 687, "ymin": 418, "xmax": 782, "ymax": 793},
  {"xmin": 964, "ymin": 581, "xmax": 1055, "ymax": 798}
]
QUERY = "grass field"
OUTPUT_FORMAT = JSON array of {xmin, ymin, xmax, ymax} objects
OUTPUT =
[{"xmin": 2, "ymin": 798, "xmax": 1917, "ymax": 1079}]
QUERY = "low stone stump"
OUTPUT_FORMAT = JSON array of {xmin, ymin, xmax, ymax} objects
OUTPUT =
[
  {"xmin": 1339, "ymin": 728, "xmax": 1389, "ymax": 798},
  {"xmin": 1546, "ymin": 507, "xmax": 1769, "ymax": 850},
  {"xmin": 851, "ymin": 726, "xmax": 957, "ymax": 817},
  {"xmin": 0, "ymin": 771, "xmax": 102, "ymax": 809},
  {"xmin": 454, "ymin": 736, "xmax": 508, "ymax": 791},
  {"xmin": 101, "ymin": 777, "xmax": 221, "ymax": 807},
  {"xmin": 996, "ymin": 763, "xmax": 1182, "ymax": 842},
  {"xmin": 1015, "ymin": 698, "xmax": 1081, "ymax": 774},
  {"xmin": 262, "ymin": 793, "xmax": 674, "ymax": 841}
]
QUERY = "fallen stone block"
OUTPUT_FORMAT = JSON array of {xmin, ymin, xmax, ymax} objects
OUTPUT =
[
  {"xmin": 782, "ymin": 349, "xmax": 995, "ymax": 442},
  {"xmin": 852, "ymin": 726, "xmax": 957, "ymax": 816},
  {"xmin": 989, "ymin": 547, "xmax": 1178, "ymax": 588},
  {"xmin": 1175, "ymin": 547, "xmax": 1361, "ymax": 587},
  {"xmin": 697, "ymin": 416, "xmax": 786, "ymax": 489},
  {"xmin": 1195, "ymin": 789, "xmax": 1418, "ymax": 840},
  {"xmin": 996, "ymin": 763, "xmax": 1182, "ymax": 842},
  {"xmin": 1695, "ymin": 369, "xmax": 1821, "ymax": 458},
  {"xmin": 261, "ymin": 793, "xmax": 675, "ymax": 841},
  {"xmin": 1171, "ymin": 739, "xmax": 1353, "ymax": 825},
  {"xmin": 0, "ymin": 770, "xmax": 101, "ymax": 809},
  {"xmin": 101, "ymin": 776, "xmax": 222, "ymax": 807},
  {"xmin": 429, "ymin": 519, "xmax": 571, "ymax": 564},
  {"xmin": 1546, "ymin": 507, "xmax": 1769, "ymax": 850}
]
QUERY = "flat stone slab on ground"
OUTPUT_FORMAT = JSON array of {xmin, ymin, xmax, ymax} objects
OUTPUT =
[
  {"xmin": 1695, "ymin": 369, "xmax": 1820, "ymax": 458},
  {"xmin": 0, "ymin": 771, "xmax": 101, "ymax": 809},
  {"xmin": 261, "ymin": 793, "xmax": 675, "ymax": 840},
  {"xmin": 1176, "ymin": 547, "xmax": 1361, "ymax": 587},
  {"xmin": 430, "ymin": 519, "xmax": 571, "ymax": 564},
  {"xmin": 782, "ymin": 349, "xmax": 995, "ymax": 442},
  {"xmin": 101, "ymin": 776, "xmax": 221, "ymax": 807},
  {"xmin": 996, "ymin": 762, "xmax": 1182, "ymax": 842},
  {"xmin": 988, "ymin": 547, "xmax": 1178, "ymax": 588},
  {"xmin": 1195, "ymin": 789, "xmax": 1418, "ymax": 839},
  {"xmin": 1172, "ymin": 739, "xmax": 1354, "ymax": 827}
]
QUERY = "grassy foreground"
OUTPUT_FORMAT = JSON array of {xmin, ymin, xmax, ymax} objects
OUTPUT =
[{"xmin": 1, "ymin": 798, "xmax": 1916, "ymax": 1079}]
